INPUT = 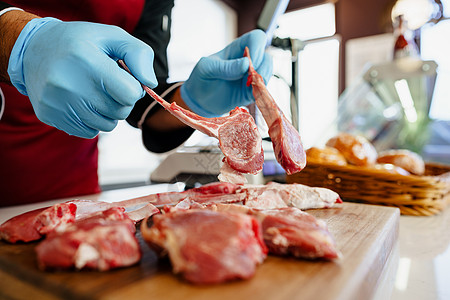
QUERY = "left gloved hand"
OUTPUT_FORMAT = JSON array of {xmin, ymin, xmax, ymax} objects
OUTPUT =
[{"xmin": 180, "ymin": 29, "xmax": 273, "ymax": 117}]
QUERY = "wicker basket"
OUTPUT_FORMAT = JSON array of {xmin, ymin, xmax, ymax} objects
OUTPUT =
[{"xmin": 286, "ymin": 161, "xmax": 450, "ymax": 216}]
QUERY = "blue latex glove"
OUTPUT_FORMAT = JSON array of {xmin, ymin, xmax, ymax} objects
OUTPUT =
[
  {"xmin": 8, "ymin": 17, "xmax": 157, "ymax": 138},
  {"xmin": 180, "ymin": 29, "xmax": 273, "ymax": 117}
]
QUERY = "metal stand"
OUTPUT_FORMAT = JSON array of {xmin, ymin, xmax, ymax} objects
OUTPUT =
[{"xmin": 271, "ymin": 37, "xmax": 305, "ymax": 131}]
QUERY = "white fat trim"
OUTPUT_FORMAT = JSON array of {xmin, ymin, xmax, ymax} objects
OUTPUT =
[{"xmin": 75, "ymin": 243, "xmax": 100, "ymax": 269}]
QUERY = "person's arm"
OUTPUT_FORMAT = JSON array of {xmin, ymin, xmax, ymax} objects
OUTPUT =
[
  {"xmin": 0, "ymin": 7, "xmax": 37, "ymax": 82},
  {"xmin": 3, "ymin": 8, "xmax": 158, "ymax": 138}
]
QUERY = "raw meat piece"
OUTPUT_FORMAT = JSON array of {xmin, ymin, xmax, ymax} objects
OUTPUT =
[
  {"xmin": 186, "ymin": 181, "xmax": 238, "ymax": 195},
  {"xmin": 36, "ymin": 207, "xmax": 141, "ymax": 271},
  {"xmin": 131, "ymin": 182, "xmax": 240, "ymax": 207},
  {"xmin": 118, "ymin": 60, "xmax": 263, "ymax": 175},
  {"xmin": 239, "ymin": 182, "xmax": 342, "ymax": 210},
  {"xmin": 67, "ymin": 199, "xmax": 158, "ymax": 221},
  {"xmin": 213, "ymin": 204, "xmax": 340, "ymax": 260},
  {"xmin": 141, "ymin": 209, "xmax": 267, "ymax": 284},
  {"xmin": 166, "ymin": 192, "xmax": 246, "ymax": 212},
  {"xmin": 244, "ymin": 47, "xmax": 306, "ymax": 175},
  {"xmin": 0, "ymin": 203, "xmax": 76, "ymax": 243},
  {"xmin": 218, "ymin": 160, "xmax": 248, "ymax": 184},
  {"xmin": 0, "ymin": 198, "xmax": 159, "ymax": 243},
  {"xmin": 253, "ymin": 207, "xmax": 340, "ymax": 259}
]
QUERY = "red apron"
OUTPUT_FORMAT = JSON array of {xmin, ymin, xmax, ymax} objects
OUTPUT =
[{"xmin": 0, "ymin": 0, "xmax": 145, "ymax": 206}]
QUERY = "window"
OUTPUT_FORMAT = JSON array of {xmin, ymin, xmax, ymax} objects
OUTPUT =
[
  {"xmin": 266, "ymin": 3, "xmax": 340, "ymax": 149},
  {"xmin": 421, "ymin": 20, "xmax": 450, "ymax": 121}
]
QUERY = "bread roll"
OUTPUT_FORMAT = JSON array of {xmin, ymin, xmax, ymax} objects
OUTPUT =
[
  {"xmin": 306, "ymin": 146, "xmax": 347, "ymax": 166},
  {"xmin": 372, "ymin": 163, "xmax": 411, "ymax": 175},
  {"xmin": 377, "ymin": 149, "xmax": 425, "ymax": 175},
  {"xmin": 326, "ymin": 133, "xmax": 377, "ymax": 166}
]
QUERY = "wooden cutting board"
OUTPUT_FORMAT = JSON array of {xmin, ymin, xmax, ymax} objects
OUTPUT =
[{"xmin": 0, "ymin": 203, "xmax": 399, "ymax": 300}]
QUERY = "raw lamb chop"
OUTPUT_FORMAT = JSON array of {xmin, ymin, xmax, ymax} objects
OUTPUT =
[
  {"xmin": 244, "ymin": 47, "xmax": 306, "ymax": 175},
  {"xmin": 0, "ymin": 199, "xmax": 159, "ymax": 243},
  {"xmin": 239, "ymin": 182, "xmax": 342, "ymax": 210},
  {"xmin": 141, "ymin": 209, "xmax": 267, "ymax": 284},
  {"xmin": 36, "ymin": 207, "xmax": 141, "ymax": 271},
  {"xmin": 213, "ymin": 204, "xmax": 340, "ymax": 260},
  {"xmin": 118, "ymin": 60, "xmax": 263, "ymax": 176},
  {"xmin": 0, "ymin": 202, "xmax": 76, "ymax": 243}
]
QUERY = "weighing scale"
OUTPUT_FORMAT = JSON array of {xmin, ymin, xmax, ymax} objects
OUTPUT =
[{"xmin": 150, "ymin": 143, "xmax": 279, "ymax": 188}]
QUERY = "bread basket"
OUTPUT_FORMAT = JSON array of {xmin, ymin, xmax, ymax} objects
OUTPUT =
[{"xmin": 286, "ymin": 161, "xmax": 450, "ymax": 216}]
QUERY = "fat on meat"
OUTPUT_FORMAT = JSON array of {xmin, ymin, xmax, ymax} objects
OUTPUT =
[
  {"xmin": 240, "ymin": 182, "xmax": 342, "ymax": 210},
  {"xmin": 217, "ymin": 160, "xmax": 248, "ymax": 184},
  {"xmin": 244, "ymin": 47, "xmax": 306, "ymax": 175},
  {"xmin": 35, "ymin": 207, "xmax": 142, "ymax": 271},
  {"xmin": 141, "ymin": 209, "xmax": 267, "ymax": 284}
]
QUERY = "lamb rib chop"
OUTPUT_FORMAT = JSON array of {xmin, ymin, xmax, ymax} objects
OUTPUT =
[
  {"xmin": 244, "ymin": 47, "xmax": 306, "ymax": 175},
  {"xmin": 118, "ymin": 60, "xmax": 264, "ymax": 176}
]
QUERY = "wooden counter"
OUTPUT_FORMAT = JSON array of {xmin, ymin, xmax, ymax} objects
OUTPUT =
[{"xmin": 0, "ymin": 202, "xmax": 399, "ymax": 300}]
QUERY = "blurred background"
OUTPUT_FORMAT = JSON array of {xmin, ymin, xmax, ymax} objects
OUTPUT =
[{"xmin": 97, "ymin": 0, "xmax": 450, "ymax": 189}]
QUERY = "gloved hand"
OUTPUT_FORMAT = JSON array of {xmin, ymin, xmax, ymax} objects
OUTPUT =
[
  {"xmin": 180, "ymin": 29, "xmax": 273, "ymax": 117},
  {"xmin": 8, "ymin": 17, "xmax": 157, "ymax": 138}
]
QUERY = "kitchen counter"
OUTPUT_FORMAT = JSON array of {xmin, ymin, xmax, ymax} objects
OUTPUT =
[
  {"xmin": 0, "ymin": 184, "xmax": 449, "ymax": 300},
  {"xmin": 373, "ymin": 200, "xmax": 450, "ymax": 300}
]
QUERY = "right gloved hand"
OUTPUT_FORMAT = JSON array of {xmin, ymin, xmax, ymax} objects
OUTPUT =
[
  {"xmin": 8, "ymin": 17, "xmax": 157, "ymax": 138},
  {"xmin": 180, "ymin": 29, "xmax": 272, "ymax": 117}
]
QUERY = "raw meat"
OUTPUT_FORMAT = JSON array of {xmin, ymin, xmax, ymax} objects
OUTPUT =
[
  {"xmin": 252, "ymin": 208, "xmax": 340, "ymax": 259},
  {"xmin": 239, "ymin": 182, "xmax": 342, "ymax": 210},
  {"xmin": 156, "ymin": 181, "xmax": 341, "ymax": 212},
  {"xmin": 118, "ymin": 60, "xmax": 264, "ymax": 175},
  {"xmin": 0, "ymin": 182, "xmax": 236, "ymax": 243},
  {"xmin": 244, "ymin": 47, "xmax": 306, "ymax": 175},
  {"xmin": 166, "ymin": 192, "xmax": 246, "ymax": 212},
  {"xmin": 0, "ymin": 202, "xmax": 76, "ymax": 243},
  {"xmin": 131, "ymin": 182, "xmax": 240, "ymax": 207},
  {"xmin": 0, "ymin": 198, "xmax": 159, "ymax": 243},
  {"xmin": 141, "ymin": 209, "xmax": 267, "ymax": 284},
  {"xmin": 36, "ymin": 207, "xmax": 141, "ymax": 271},
  {"xmin": 213, "ymin": 204, "xmax": 340, "ymax": 260}
]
